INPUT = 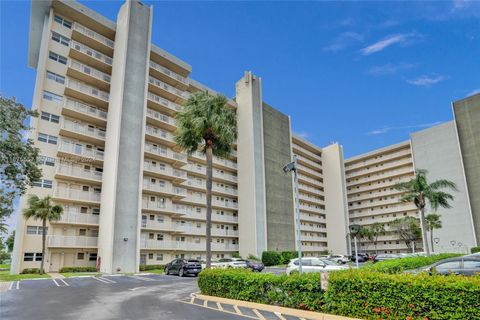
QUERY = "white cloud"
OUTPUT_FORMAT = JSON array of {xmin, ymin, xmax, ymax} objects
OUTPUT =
[
  {"xmin": 294, "ymin": 131, "xmax": 310, "ymax": 139},
  {"xmin": 361, "ymin": 33, "xmax": 416, "ymax": 55},
  {"xmin": 451, "ymin": 0, "xmax": 473, "ymax": 12},
  {"xmin": 407, "ymin": 75, "xmax": 445, "ymax": 87},
  {"xmin": 323, "ymin": 32, "xmax": 364, "ymax": 53},
  {"xmin": 467, "ymin": 88, "xmax": 480, "ymax": 96},
  {"xmin": 367, "ymin": 63, "xmax": 415, "ymax": 76},
  {"xmin": 367, "ymin": 121, "xmax": 444, "ymax": 135}
]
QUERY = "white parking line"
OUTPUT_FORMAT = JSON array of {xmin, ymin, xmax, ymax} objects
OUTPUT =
[
  {"xmin": 130, "ymin": 275, "xmax": 155, "ymax": 282},
  {"xmin": 128, "ymin": 286, "xmax": 147, "ymax": 291},
  {"xmin": 16, "ymin": 281, "xmax": 19, "ymax": 290},
  {"xmin": 99, "ymin": 277, "xmax": 116, "ymax": 284},
  {"xmin": 59, "ymin": 278, "xmax": 69, "ymax": 286},
  {"xmin": 52, "ymin": 279, "xmax": 60, "ymax": 287},
  {"xmin": 274, "ymin": 312, "xmax": 286, "ymax": 320},
  {"xmin": 92, "ymin": 277, "xmax": 111, "ymax": 284},
  {"xmin": 8, "ymin": 281, "xmax": 14, "ymax": 290}
]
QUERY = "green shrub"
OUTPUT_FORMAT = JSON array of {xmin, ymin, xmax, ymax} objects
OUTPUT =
[
  {"xmin": 247, "ymin": 254, "xmax": 260, "ymax": 261},
  {"xmin": 324, "ymin": 270, "xmax": 480, "ymax": 320},
  {"xmin": 21, "ymin": 268, "xmax": 41, "ymax": 274},
  {"xmin": 261, "ymin": 251, "xmax": 281, "ymax": 266},
  {"xmin": 59, "ymin": 266, "xmax": 98, "ymax": 273},
  {"xmin": 471, "ymin": 247, "xmax": 480, "ymax": 254},
  {"xmin": 280, "ymin": 251, "xmax": 300, "ymax": 264},
  {"xmin": 139, "ymin": 264, "xmax": 165, "ymax": 271},
  {"xmin": 198, "ymin": 268, "xmax": 324, "ymax": 311},
  {"xmin": 231, "ymin": 252, "xmax": 241, "ymax": 258},
  {"xmin": 365, "ymin": 253, "xmax": 461, "ymax": 274}
]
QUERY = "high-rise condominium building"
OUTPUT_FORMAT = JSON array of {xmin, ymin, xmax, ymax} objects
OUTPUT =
[{"xmin": 11, "ymin": 0, "xmax": 349, "ymax": 274}]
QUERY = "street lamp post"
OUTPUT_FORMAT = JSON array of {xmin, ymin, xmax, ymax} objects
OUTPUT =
[
  {"xmin": 349, "ymin": 224, "xmax": 361, "ymax": 269},
  {"xmin": 283, "ymin": 155, "xmax": 303, "ymax": 274}
]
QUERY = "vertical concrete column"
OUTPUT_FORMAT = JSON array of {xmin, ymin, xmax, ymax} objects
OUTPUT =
[
  {"xmin": 236, "ymin": 71, "xmax": 267, "ymax": 258},
  {"xmin": 97, "ymin": 0, "xmax": 152, "ymax": 273},
  {"xmin": 322, "ymin": 144, "xmax": 349, "ymax": 255}
]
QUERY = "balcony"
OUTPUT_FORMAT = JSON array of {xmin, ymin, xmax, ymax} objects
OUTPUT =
[
  {"xmin": 300, "ymin": 224, "xmax": 327, "ymax": 233},
  {"xmin": 300, "ymin": 213, "xmax": 325, "ymax": 223},
  {"xmin": 297, "ymin": 165, "xmax": 323, "ymax": 180},
  {"xmin": 149, "ymin": 60, "xmax": 189, "ymax": 89},
  {"xmin": 143, "ymin": 161, "xmax": 187, "ymax": 182},
  {"xmin": 184, "ymin": 163, "xmax": 238, "ymax": 183},
  {"xmin": 299, "ymin": 204, "xmax": 324, "ymax": 214},
  {"xmin": 346, "ymin": 166, "xmax": 414, "ymax": 187},
  {"xmin": 175, "ymin": 224, "xmax": 239, "ymax": 237},
  {"xmin": 148, "ymin": 76, "xmax": 189, "ymax": 104},
  {"xmin": 53, "ymin": 187, "xmax": 101, "ymax": 204},
  {"xmin": 55, "ymin": 163, "xmax": 103, "ymax": 184},
  {"xmin": 292, "ymin": 143, "xmax": 322, "ymax": 163},
  {"xmin": 141, "ymin": 219, "xmax": 172, "ymax": 231},
  {"xmin": 345, "ymin": 148, "xmax": 412, "ymax": 171},
  {"xmin": 62, "ymin": 98, "xmax": 107, "ymax": 126},
  {"xmin": 53, "ymin": 211, "xmax": 99, "ymax": 226},
  {"xmin": 141, "ymin": 199, "xmax": 178, "ymax": 215},
  {"xmin": 301, "ymin": 235, "xmax": 328, "ymax": 242},
  {"xmin": 302, "ymin": 244, "xmax": 328, "ymax": 252},
  {"xmin": 60, "ymin": 119, "xmax": 106, "ymax": 145},
  {"xmin": 347, "ymin": 176, "xmax": 413, "ymax": 195},
  {"xmin": 48, "ymin": 235, "xmax": 98, "ymax": 248},
  {"xmin": 69, "ymin": 40, "xmax": 112, "ymax": 73},
  {"xmin": 143, "ymin": 180, "xmax": 187, "ymax": 199},
  {"xmin": 144, "ymin": 143, "xmax": 187, "ymax": 166},
  {"xmin": 297, "ymin": 174, "xmax": 322, "ymax": 188},
  {"xmin": 299, "ymin": 193, "xmax": 323, "ymax": 205},
  {"xmin": 296, "ymin": 154, "xmax": 322, "ymax": 170},
  {"xmin": 67, "ymin": 59, "xmax": 111, "ymax": 91},
  {"xmin": 298, "ymin": 183, "xmax": 324, "ymax": 196},
  {"xmin": 147, "ymin": 91, "xmax": 182, "ymax": 116},
  {"xmin": 349, "ymin": 204, "xmax": 418, "ymax": 218},
  {"xmin": 190, "ymin": 151, "xmax": 237, "ymax": 171},
  {"xmin": 72, "ymin": 22, "xmax": 114, "ymax": 56},
  {"xmin": 145, "ymin": 125, "xmax": 175, "ymax": 146},
  {"xmin": 57, "ymin": 139, "xmax": 104, "ymax": 164},
  {"xmin": 180, "ymin": 208, "xmax": 238, "ymax": 224},
  {"xmin": 346, "ymin": 157, "xmax": 413, "ymax": 179},
  {"xmin": 65, "ymin": 78, "xmax": 109, "ymax": 108},
  {"xmin": 146, "ymin": 108, "xmax": 176, "ymax": 131}
]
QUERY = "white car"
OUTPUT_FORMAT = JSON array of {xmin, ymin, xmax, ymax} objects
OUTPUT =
[
  {"xmin": 286, "ymin": 258, "xmax": 348, "ymax": 275},
  {"xmin": 328, "ymin": 254, "xmax": 350, "ymax": 264}
]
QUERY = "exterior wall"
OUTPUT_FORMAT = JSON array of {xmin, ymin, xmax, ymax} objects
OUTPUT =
[
  {"xmin": 453, "ymin": 94, "xmax": 480, "ymax": 246},
  {"xmin": 410, "ymin": 121, "xmax": 476, "ymax": 253},
  {"xmin": 262, "ymin": 103, "xmax": 295, "ymax": 251}
]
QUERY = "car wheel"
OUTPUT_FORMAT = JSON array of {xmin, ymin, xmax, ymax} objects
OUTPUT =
[
  {"xmin": 165, "ymin": 267, "xmax": 170, "ymax": 275},
  {"xmin": 179, "ymin": 268, "xmax": 184, "ymax": 277}
]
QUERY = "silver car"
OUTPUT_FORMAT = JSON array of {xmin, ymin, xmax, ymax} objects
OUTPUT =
[{"xmin": 286, "ymin": 257, "xmax": 348, "ymax": 275}]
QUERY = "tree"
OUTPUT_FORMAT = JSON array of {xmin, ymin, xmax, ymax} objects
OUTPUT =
[
  {"xmin": 6, "ymin": 231, "xmax": 15, "ymax": 252},
  {"xmin": 369, "ymin": 222, "xmax": 385, "ymax": 254},
  {"xmin": 175, "ymin": 92, "xmax": 237, "ymax": 268},
  {"xmin": 425, "ymin": 213, "xmax": 442, "ymax": 253},
  {"xmin": 395, "ymin": 169, "xmax": 456, "ymax": 256},
  {"xmin": 23, "ymin": 195, "xmax": 63, "ymax": 273},
  {"xmin": 1, "ymin": 95, "xmax": 42, "ymax": 232},
  {"xmin": 357, "ymin": 226, "xmax": 373, "ymax": 252},
  {"xmin": 390, "ymin": 216, "xmax": 422, "ymax": 252}
]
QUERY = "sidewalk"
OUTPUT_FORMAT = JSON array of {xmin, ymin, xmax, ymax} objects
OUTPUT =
[{"xmin": 47, "ymin": 273, "xmax": 65, "ymax": 279}]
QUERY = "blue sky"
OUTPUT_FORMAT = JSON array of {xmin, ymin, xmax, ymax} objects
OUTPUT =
[{"xmin": 1, "ymin": 0, "xmax": 479, "ymax": 159}]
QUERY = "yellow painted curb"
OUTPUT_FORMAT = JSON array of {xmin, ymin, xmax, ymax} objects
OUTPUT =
[{"xmin": 196, "ymin": 294, "xmax": 360, "ymax": 320}]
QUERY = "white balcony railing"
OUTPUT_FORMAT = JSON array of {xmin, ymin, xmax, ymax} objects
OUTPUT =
[
  {"xmin": 48, "ymin": 235, "xmax": 98, "ymax": 247},
  {"xmin": 147, "ymin": 91, "xmax": 182, "ymax": 113},
  {"xmin": 58, "ymin": 139, "xmax": 104, "ymax": 160},
  {"xmin": 54, "ymin": 187, "xmax": 101, "ymax": 203},
  {"xmin": 73, "ymin": 22, "xmax": 114, "ymax": 49},
  {"xmin": 145, "ymin": 125, "xmax": 174, "ymax": 142},
  {"xmin": 56, "ymin": 163, "xmax": 103, "ymax": 181},
  {"xmin": 143, "ymin": 162, "xmax": 187, "ymax": 180},
  {"xmin": 148, "ymin": 76, "xmax": 189, "ymax": 100},
  {"xmin": 56, "ymin": 211, "xmax": 100, "ymax": 225},
  {"xmin": 146, "ymin": 108, "xmax": 175, "ymax": 126},
  {"xmin": 69, "ymin": 59, "xmax": 111, "ymax": 83},
  {"xmin": 63, "ymin": 99, "xmax": 107, "ymax": 120},
  {"xmin": 144, "ymin": 143, "xmax": 187, "ymax": 162},
  {"xmin": 66, "ymin": 78, "xmax": 109, "ymax": 102},
  {"xmin": 61, "ymin": 119, "xmax": 106, "ymax": 140},
  {"xmin": 149, "ymin": 60, "xmax": 188, "ymax": 85},
  {"xmin": 70, "ymin": 40, "xmax": 113, "ymax": 65}
]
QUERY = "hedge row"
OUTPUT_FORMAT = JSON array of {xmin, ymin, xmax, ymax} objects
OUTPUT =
[
  {"xmin": 21, "ymin": 268, "xmax": 41, "ymax": 274},
  {"xmin": 198, "ymin": 268, "xmax": 324, "ymax": 311},
  {"xmin": 365, "ymin": 253, "xmax": 462, "ymax": 274},
  {"xmin": 471, "ymin": 247, "xmax": 480, "ymax": 254},
  {"xmin": 139, "ymin": 264, "xmax": 164, "ymax": 271},
  {"xmin": 59, "ymin": 266, "xmax": 98, "ymax": 273},
  {"xmin": 261, "ymin": 251, "xmax": 307, "ymax": 266},
  {"xmin": 198, "ymin": 268, "xmax": 480, "ymax": 320}
]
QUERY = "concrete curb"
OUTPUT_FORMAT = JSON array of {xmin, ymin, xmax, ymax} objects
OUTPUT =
[{"xmin": 195, "ymin": 294, "xmax": 360, "ymax": 320}]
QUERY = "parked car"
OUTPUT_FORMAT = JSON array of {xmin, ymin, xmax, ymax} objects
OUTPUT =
[
  {"xmin": 350, "ymin": 253, "xmax": 369, "ymax": 263},
  {"xmin": 328, "ymin": 255, "xmax": 349, "ymax": 264},
  {"xmin": 409, "ymin": 256, "xmax": 480, "ymax": 276},
  {"xmin": 215, "ymin": 258, "xmax": 249, "ymax": 269},
  {"xmin": 374, "ymin": 254, "xmax": 400, "ymax": 262},
  {"xmin": 286, "ymin": 258, "xmax": 348, "ymax": 275},
  {"xmin": 244, "ymin": 260, "xmax": 265, "ymax": 272},
  {"xmin": 164, "ymin": 259, "xmax": 202, "ymax": 277}
]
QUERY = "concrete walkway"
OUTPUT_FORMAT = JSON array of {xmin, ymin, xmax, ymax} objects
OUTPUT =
[{"xmin": 47, "ymin": 273, "xmax": 65, "ymax": 279}]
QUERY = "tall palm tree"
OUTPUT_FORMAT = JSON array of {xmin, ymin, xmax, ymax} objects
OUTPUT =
[
  {"xmin": 395, "ymin": 169, "xmax": 456, "ymax": 256},
  {"xmin": 369, "ymin": 222, "xmax": 385, "ymax": 254},
  {"xmin": 23, "ymin": 195, "xmax": 63, "ymax": 273},
  {"xmin": 425, "ymin": 213, "xmax": 442, "ymax": 253},
  {"xmin": 175, "ymin": 91, "xmax": 237, "ymax": 268}
]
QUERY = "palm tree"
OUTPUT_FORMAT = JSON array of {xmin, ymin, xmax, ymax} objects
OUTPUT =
[
  {"xmin": 369, "ymin": 222, "xmax": 385, "ymax": 254},
  {"xmin": 425, "ymin": 213, "xmax": 442, "ymax": 253},
  {"xmin": 395, "ymin": 169, "xmax": 456, "ymax": 256},
  {"xmin": 23, "ymin": 195, "xmax": 63, "ymax": 273},
  {"xmin": 175, "ymin": 91, "xmax": 237, "ymax": 268}
]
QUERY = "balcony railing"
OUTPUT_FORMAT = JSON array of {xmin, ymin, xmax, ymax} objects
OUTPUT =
[
  {"xmin": 299, "ymin": 204, "xmax": 324, "ymax": 214},
  {"xmin": 70, "ymin": 40, "xmax": 113, "ymax": 65},
  {"xmin": 66, "ymin": 78, "xmax": 109, "ymax": 102},
  {"xmin": 61, "ymin": 119, "xmax": 106, "ymax": 140},
  {"xmin": 146, "ymin": 108, "xmax": 175, "ymax": 126},
  {"xmin": 141, "ymin": 199, "xmax": 169, "ymax": 211},
  {"xmin": 191, "ymin": 151, "xmax": 237, "ymax": 169},
  {"xmin": 144, "ymin": 143, "xmax": 187, "ymax": 162},
  {"xmin": 143, "ymin": 162, "xmax": 187, "ymax": 180},
  {"xmin": 54, "ymin": 187, "xmax": 101, "ymax": 203},
  {"xmin": 63, "ymin": 99, "xmax": 107, "ymax": 120},
  {"xmin": 58, "ymin": 139, "xmax": 104, "ymax": 160},
  {"xmin": 69, "ymin": 59, "xmax": 111, "ymax": 83},
  {"xmin": 56, "ymin": 163, "xmax": 103, "ymax": 181},
  {"xmin": 55, "ymin": 211, "xmax": 100, "ymax": 225},
  {"xmin": 345, "ymin": 148, "xmax": 412, "ymax": 171},
  {"xmin": 149, "ymin": 60, "xmax": 188, "ymax": 85},
  {"xmin": 48, "ymin": 235, "xmax": 98, "ymax": 247},
  {"xmin": 145, "ymin": 125, "xmax": 174, "ymax": 142},
  {"xmin": 147, "ymin": 91, "xmax": 182, "ymax": 113},
  {"xmin": 73, "ymin": 22, "xmax": 114, "ymax": 49},
  {"xmin": 148, "ymin": 76, "xmax": 189, "ymax": 100},
  {"xmin": 184, "ymin": 163, "xmax": 238, "ymax": 183}
]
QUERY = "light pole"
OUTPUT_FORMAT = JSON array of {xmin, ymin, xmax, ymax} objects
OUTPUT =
[
  {"xmin": 283, "ymin": 155, "xmax": 303, "ymax": 274},
  {"xmin": 433, "ymin": 237, "xmax": 440, "ymax": 253},
  {"xmin": 350, "ymin": 224, "xmax": 361, "ymax": 269}
]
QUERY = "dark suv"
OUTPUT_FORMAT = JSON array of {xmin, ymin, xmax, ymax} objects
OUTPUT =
[{"xmin": 164, "ymin": 259, "xmax": 202, "ymax": 277}]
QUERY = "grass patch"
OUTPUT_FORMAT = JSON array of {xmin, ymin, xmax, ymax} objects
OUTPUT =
[
  {"xmin": 0, "ymin": 270, "xmax": 50, "ymax": 282},
  {"xmin": 0, "ymin": 263, "xmax": 10, "ymax": 269},
  {"xmin": 61, "ymin": 272, "xmax": 102, "ymax": 278},
  {"xmin": 142, "ymin": 269, "xmax": 164, "ymax": 274}
]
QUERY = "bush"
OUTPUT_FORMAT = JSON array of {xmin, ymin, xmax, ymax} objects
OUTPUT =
[
  {"xmin": 279, "ymin": 251, "xmax": 300, "ymax": 265},
  {"xmin": 247, "ymin": 254, "xmax": 260, "ymax": 261},
  {"xmin": 198, "ymin": 268, "xmax": 324, "ymax": 311},
  {"xmin": 471, "ymin": 247, "xmax": 480, "ymax": 254},
  {"xmin": 21, "ymin": 268, "xmax": 41, "ymax": 274},
  {"xmin": 261, "ymin": 251, "xmax": 281, "ymax": 266},
  {"xmin": 364, "ymin": 253, "xmax": 461, "ymax": 274},
  {"xmin": 232, "ymin": 252, "xmax": 241, "ymax": 258},
  {"xmin": 324, "ymin": 270, "xmax": 480, "ymax": 320},
  {"xmin": 139, "ymin": 264, "xmax": 164, "ymax": 271},
  {"xmin": 59, "ymin": 266, "xmax": 98, "ymax": 273}
]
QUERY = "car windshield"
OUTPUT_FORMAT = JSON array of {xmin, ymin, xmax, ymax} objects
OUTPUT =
[
  {"xmin": 321, "ymin": 259, "xmax": 337, "ymax": 266},
  {"xmin": 187, "ymin": 259, "xmax": 199, "ymax": 263}
]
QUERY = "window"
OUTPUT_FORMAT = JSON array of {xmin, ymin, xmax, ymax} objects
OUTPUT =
[
  {"xmin": 156, "ymin": 254, "xmax": 163, "ymax": 261},
  {"xmin": 79, "ymin": 229, "xmax": 87, "ymax": 236},
  {"xmin": 23, "ymin": 252, "xmax": 43, "ymax": 262},
  {"xmin": 54, "ymin": 15, "xmax": 72, "ymax": 28},
  {"xmin": 48, "ymin": 51, "xmax": 67, "ymax": 65},
  {"xmin": 157, "ymin": 215, "xmax": 164, "ymax": 223},
  {"xmin": 149, "ymin": 233, "xmax": 154, "ymax": 239},
  {"xmin": 26, "ymin": 226, "xmax": 48, "ymax": 235},
  {"xmin": 89, "ymin": 253, "xmax": 97, "ymax": 261},
  {"xmin": 148, "ymin": 253, "xmax": 154, "ymax": 259},
  {"xmin": 92, "ymin": 208, "xmax": 100, "ymax": 215},
  {"xmin": 51, "ymin": 31, "xmax": 70, "ymax": 46},
  {"xmin": 436, "ymin": 261, "xmax": 460, "ymax": 271},
  {"xmin": 43, "ymin": 90, "xmax": 63, "ymax": 103},
  {"xmin": 38, "ymin": 133, "xmax": 57, "ymax": 145},
  {"xmin": 157, "ymin": 234, "xmax": 164, "ymax": 241},
  {"xmin": 38, "ymin": 155, "xmax": 55, "ymax": 166},
  {"xmin": 77, "ymin": 253, "xmax": 85, "ymax": 260},
  {"xmin": 32, "ymin": 179, "xmax": 53, "ymax": 189},
  {"xmin": 41, "ymin": 111, "xmax": 60, "ymax": 123},
  {"xmin": 464, "ymin": 260, "xmax": 480, "ymax": 269},
  {"xmin": 46, "ymin": 71, "xmax": 65, "ymax": 85}
]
